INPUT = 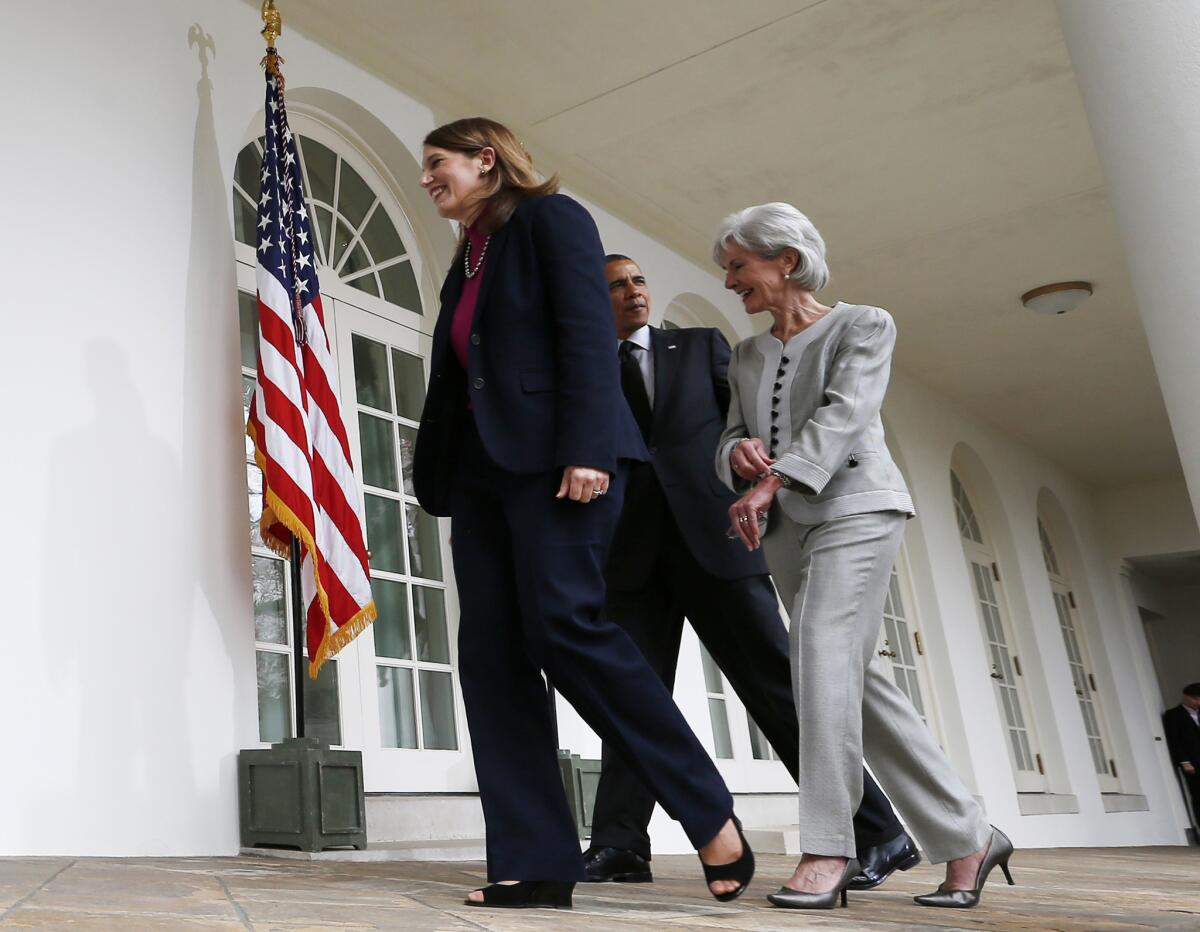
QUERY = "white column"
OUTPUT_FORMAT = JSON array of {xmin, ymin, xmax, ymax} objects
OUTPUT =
[{"xmin": 1056, "ymin": 0, "xmax": 1200, "ymax": 526}]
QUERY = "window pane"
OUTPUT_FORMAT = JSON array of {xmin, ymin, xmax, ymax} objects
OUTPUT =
[
  {"xmin": 234, "ymin": 194, "xmax": 258, "ymax": 248},
  {"xmin": 234, "ymin": 143, "xmax": 263, "ymax": 203},
  {"xmin": 364, "ymin": 494, "xmax": 404, "ymax": 574},
  {"xmin": 256, "ymin": 650, "xmax": 291, "ymax": 743},
  {"xmin": 303, "ymin": 658, "xmax": 341, "ymax": 745},
  {"xmin": 397, "ymin": 424, "xmax": 417, "ymax": 496},
  {"xmin": 413, "ymin": 586, "xmax": 450, "ymax": 663},
  {"xmin": 699, "ymin": 644, "xmax": 724, "ymax": 694},
  {"xmin": 372, "ymin": 578, "xmax": 411, "ymax": 660},
  {"xmin": 346, "ymin": 271, "xmax": 380, "ymax": 298},
  {"xmin": 352, "ymin": 334, "xmax": 392, "ymax": 413},
  {"xmin": 391, "ymin": 348, "xmax": 425, "ymax": 421},
  {"xmin": 380, "ymin": 260, "xmax": 422, "ymax": 314},
  {"xmin": 377, "ymin": 666, "xmax": 418, "ymax": 748},
  {"xmin": 708, "ymin": 698, "xmax": 733, "ymax": 759},
  {"xmin": 251, "ymin": 555, "xmax": 288, "ymax": 645},
  {"xmin": 337, "ymin": 161, "xmax": 376, "ymax": 230},
  {"xmin": 406, "ymin": 504, "xmax": 443, "ymax": 581},
  {"xmin": 243, "ymin": 376, "xmax": 257, "ymax": 459},
  {"xmin": 747, "ymin": 711, "xmax": 772, "ymax": 760},
  {"xmin": 247, "ymin": 464, "xmax": 264, "ymax": 549},
  {"xmin": 341, "ymin": 240, "xmax": 373, "ymax": 283},
  {"xmin": 419, "ymin": 670, "xmax": 459, "ymax": 750},
  {"xmin": 238, "ymin": 291, "xmax": 260, "ymax": 371},
  {"xmin": 363, "ymin": 205, "xmax": 405, "ymax": 263},
  {"xmin": 331, "ymin": 217, "xmax": 358, "ymax": 271},
  {"xmin": 299, "ymin": 136, "xmax": 337, "ymax": 207},
  {"xmin": 314, "ymin": 205, "xmax": 334, "ymax": 267},
  {"xmin": 358, "ymin": 413, "xmax": 398, "ymax": 492}
]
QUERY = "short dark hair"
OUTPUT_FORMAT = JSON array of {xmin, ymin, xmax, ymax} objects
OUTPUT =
[
  {"xmin": 1183, "ymin": 683, "xmax": 1200, "ymax": 698},
  {"xmin": 604, "ymin": 253, "xmax": 634, "ymax": 265}
]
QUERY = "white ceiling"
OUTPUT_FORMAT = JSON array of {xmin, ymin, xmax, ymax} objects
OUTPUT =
[{"xmin": 259, "ymin": 0, "xmax": 1182, "ymax": 488}]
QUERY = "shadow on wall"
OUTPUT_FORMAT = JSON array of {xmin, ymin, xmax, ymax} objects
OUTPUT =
[
  {"xmin": 38, "ymin": 341, "xmax": 196, "ymax": 850},
  {"xmin": 184, "ymin": 23, "xmax": 258, "ymax": 756}
]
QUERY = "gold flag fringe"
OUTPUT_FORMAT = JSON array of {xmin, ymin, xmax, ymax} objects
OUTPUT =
[{"xmin": 247, "ymin": 420, "xmax": 377, "ymax": 678}]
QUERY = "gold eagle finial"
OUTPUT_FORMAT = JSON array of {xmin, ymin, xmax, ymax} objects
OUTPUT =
[{"xmin": 261, "ymin": 0, "xmax": 282, "ymax": 49}]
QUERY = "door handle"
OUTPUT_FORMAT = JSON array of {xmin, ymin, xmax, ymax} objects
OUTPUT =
[{"xmin": 878, "ymin": 649, "xmax": 897, "ymax": 659}]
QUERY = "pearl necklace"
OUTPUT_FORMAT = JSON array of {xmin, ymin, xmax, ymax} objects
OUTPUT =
[{"xmin": 463, "ymin": 233, "xmax": 491, "ymax": 279}]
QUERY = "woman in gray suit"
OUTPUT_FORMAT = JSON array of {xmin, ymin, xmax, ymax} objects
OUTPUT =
[{"xmin": 713, "ymin": 203, "xmax": 1013, "ymax": 911}]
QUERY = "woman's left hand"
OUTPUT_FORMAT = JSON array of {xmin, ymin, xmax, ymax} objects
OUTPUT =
[
  {"xmin": 556, "ymin": 465, "xmax": 611, "ymax": 503},
  {"xmin": 728, "ymin": 476, "xmax": 781, "ymax": 550}
]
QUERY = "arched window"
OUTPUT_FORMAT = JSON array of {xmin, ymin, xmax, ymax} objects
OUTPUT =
[
  {"xmin": 233, "ymin": 134, "xmax": 421, "ymax": 311},
  {"xmin": 951, "ymin": 469, "xmax": 1047, "ymax": 791},
  {"xmin": 233, "ymin": 121, "xmax": 470, "ymax": 792},
  {"xmin": 1038, "ymin": 517, "xmax": 1120, "ymax": 791}
]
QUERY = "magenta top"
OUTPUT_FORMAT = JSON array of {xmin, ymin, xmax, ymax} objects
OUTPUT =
[{"xmin": 451, "ymin": 220, "xmax": 490, "ymax": 369}]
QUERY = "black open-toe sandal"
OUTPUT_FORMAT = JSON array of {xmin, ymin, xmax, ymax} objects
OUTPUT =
[
  {"xmin": 465, "ymin": 880, "xmax": 574, "ymax": 909},
  {"xmin": 699, "ymin": 815, "xmax": 755, "ymax": 902}
]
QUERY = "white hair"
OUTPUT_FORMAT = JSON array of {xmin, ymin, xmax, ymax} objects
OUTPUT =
[{"xmin": 711, "ymin": 202, "xmax": 830, "ymax": 292}]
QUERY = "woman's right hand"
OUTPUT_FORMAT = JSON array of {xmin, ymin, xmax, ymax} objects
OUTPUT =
[{"xmin": 731, "ymin": 438, "xmax": 775, "ymax": 481}]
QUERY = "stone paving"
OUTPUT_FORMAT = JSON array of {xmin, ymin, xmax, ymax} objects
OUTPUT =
[{"xmin": 1, "ymin": 846, "xmax": 1197, "ymax": 930}]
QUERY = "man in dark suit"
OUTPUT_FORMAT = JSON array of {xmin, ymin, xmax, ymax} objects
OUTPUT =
[
  {"xmin": 583, "ymin": 254, "xmax": 917, "ymax": 890},
  {"xmin": 1163, "ymin": 682, "xmax": 1200, "ymax": 828}
]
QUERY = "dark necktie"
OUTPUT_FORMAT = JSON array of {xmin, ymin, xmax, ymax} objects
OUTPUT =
[{"xmin": 619, "ymin": 340, "xmax": 652, "ymax": 439}]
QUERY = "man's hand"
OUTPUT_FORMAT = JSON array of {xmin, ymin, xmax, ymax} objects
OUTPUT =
[
  {"xmin": 1183, "ymin": 762, "xmax": 1196, "ymax": 775},
  {"xmin": 556, "ymin": 466, "xmax": 610, "ymax": 503},
  {"xmin": 728, "ymin": 475, "xmax": 782, "ymax": 551},
  {"xmin": 731, "ymin": 437, "xmax": 774, "ymax": 481}
]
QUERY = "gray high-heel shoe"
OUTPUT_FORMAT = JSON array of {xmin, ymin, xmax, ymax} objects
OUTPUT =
[
  {"xmin": 766, "ymin": 858, "xmax": 860, "ymax": 910},
  {"xmin": 913, "ymin": 826, "xmax": 1014, "ymax": 909}
]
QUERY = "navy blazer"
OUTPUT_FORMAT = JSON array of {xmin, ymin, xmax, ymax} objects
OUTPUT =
[
  {"xmin": 413, "ymin": 194, "xmax": 647, "ymax": 516},
  {"xmin": 607, "ymin": 326, "xmax": 769, "ymax": 588},
  {"xmin": 1163, "ymin": 704, "xmax": 1200, "ymax": 768}
]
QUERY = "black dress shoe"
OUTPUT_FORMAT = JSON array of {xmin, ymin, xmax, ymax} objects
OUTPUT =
[
  {"xmin": 583, "ymin": 846, "xmax": 653, "ymax": 883},
  {"xmin": 847, "ymin": 832, "xmax": 921, "ymax": 890}
]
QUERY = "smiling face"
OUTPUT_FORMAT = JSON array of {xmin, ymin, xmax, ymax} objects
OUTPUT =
[
  {"xmin": 720, "ymin": 242, "xmax": 797, "ymax": 315},
  {"xmin": 607, "ymin": 258, "xmax": 651, "ymax": 339},
  {"xmin": 420, "ymin": 145, "xmax": 493, "ymax": 223}
]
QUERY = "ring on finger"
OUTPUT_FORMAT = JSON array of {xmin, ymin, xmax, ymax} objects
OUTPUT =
[{"xmin": 738, "ymin": 514, "xmax": 750, "ymax": 524}]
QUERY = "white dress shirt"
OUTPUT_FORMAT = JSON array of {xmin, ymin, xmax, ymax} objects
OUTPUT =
[{"xmin": 620, "ymin": 324, "xmax": 656, "ymax": 408}]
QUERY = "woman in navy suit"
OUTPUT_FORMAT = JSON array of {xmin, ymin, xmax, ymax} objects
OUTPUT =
[{"xmin": 413, "ymin": 117, "xmax": 752, "ymax": 910}]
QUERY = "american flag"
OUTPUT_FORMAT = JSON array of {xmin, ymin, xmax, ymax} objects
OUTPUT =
[{"xmin": 246, "ymin": 65, "xmax": 376, "ymax": 677}]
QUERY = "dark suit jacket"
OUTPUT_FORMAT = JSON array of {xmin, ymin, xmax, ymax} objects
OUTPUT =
[
  {"xmin": 413, "ymin": 194, "xmax": 647, "ymax": 516},
  {"xmin": 606, "ymin": 326, "xmax": 769, "ymax": 590},
  {"xmin": 1163, "ymin": 704, "xmax": 1200, "ymax": 767}
]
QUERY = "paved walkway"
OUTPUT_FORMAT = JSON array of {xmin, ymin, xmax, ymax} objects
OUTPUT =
[{"xmin": 1, "ymin": 846, "xmax": 1197, "ymax": 929}]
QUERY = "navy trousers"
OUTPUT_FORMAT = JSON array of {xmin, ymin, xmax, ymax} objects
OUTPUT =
[
  {"xmin": 592, "ymin": 507, "xmax": 904, "ymax": 860},
  {"xmin": 450, "ymin": 423, "xmax": 733, "ymax": 881}
]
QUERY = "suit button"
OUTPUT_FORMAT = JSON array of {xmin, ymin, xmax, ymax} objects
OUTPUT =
[
  {"xmin": 472, "ymin": 377, "xmax": 485, "ymax": 389},
  {"xmin": 648, "ymin": 445, "xmax": 657, "ymax": 454},
  {"xmin": 470, "ymin": 333, "xmax": 481, "ymax": 345}
]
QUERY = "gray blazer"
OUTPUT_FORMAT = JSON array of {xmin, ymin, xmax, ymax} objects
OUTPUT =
[{"xmin": 716, "ymin": 302, "xmax": 915, "ymax": 524}]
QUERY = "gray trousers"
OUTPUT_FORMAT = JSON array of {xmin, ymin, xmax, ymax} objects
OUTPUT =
[{"xmin": 763, "ymin": 509, "xmax": 991, "ymax": 862}]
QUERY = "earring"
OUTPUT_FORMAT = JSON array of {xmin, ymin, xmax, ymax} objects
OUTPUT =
[{"xmin": 479, "ymin": 167, "xmax": 487, "ymax": 176}]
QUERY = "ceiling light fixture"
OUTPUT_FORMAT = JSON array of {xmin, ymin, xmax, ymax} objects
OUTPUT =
[{"xmin": 1021, "ymin": 281, "xmax": 1093, "ymax": 316}]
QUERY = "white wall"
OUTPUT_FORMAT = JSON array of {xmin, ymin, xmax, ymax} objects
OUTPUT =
[
  {"xmin": 0, "ymin": 0, "xmax": 458, "ymax": 857},
  {"xmin": 0, "ymin": 0, "xmax": 1188, "ymax": 855}
]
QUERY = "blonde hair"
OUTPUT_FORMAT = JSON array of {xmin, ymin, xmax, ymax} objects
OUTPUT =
[{"xmin": 424, "ymin": 117, "xmax": 559, "ymax": 233}]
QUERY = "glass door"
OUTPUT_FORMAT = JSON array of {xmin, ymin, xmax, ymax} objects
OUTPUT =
[
  {"xmin": 874, "ymin": 549, "xmax": 945, "ymax": 747},
  {"xmin": 952, "ymin": 472, "xmax": 1046, "ymax": 792},
  {"xmin": 332, "ymin": 297, "xmax": 472, "ymax": 791}
]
